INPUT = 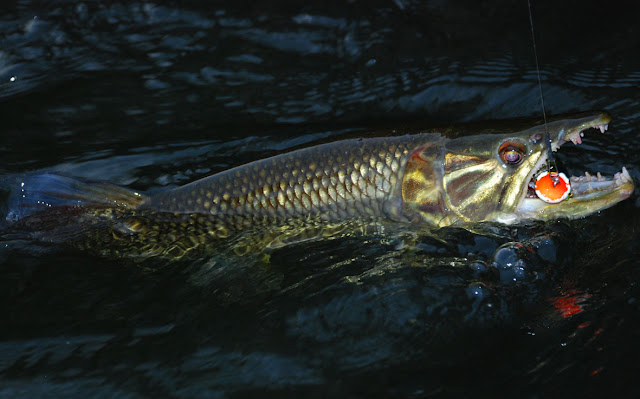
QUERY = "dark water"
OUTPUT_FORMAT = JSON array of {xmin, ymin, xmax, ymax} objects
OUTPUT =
[{"xmin": 1, "ymin": 0, "xmax": 639, "ymax": 397}]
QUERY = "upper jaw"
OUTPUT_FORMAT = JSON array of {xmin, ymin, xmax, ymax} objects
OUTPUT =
[
  {"xmin": 531, "ymin": 111, "xmax": 614, "ymax": 190},
  {"xmin": 551, "ymin": 111, "xmax": 612, "ymax": 150},
  {"xmin": 524, "ymin": 112, "xmax": 613, "ymax": 191}
]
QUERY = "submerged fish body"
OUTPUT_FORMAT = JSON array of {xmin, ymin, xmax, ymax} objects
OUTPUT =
[{"xmin": 5, "ymin": 112, "xmax": 634, "ymax": 258}]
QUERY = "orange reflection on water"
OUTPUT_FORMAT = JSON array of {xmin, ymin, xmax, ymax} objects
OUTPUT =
[{"xmin": 549, "ymin": 289, "xmax": 592, "ymax": 318}]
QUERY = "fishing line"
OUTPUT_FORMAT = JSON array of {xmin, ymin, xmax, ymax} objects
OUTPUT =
[{"xmin": 526, "ymin": 0, "xmax": 559, "ymax": 184}]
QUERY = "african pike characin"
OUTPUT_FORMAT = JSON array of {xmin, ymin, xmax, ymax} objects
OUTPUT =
[{"xmin": 5, "ymin": 112, "xmax": 634, "ymax": 259}]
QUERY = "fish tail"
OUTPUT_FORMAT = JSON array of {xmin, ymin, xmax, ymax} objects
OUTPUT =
[{"xmin": 4, "ymin": 173, "xmax": 147, "ymax": 223}]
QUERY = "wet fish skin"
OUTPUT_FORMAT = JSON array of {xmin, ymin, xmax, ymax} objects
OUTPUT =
[
  {"xmin": 11, "ymin": 135, "xmax": 437, "ymax": 259},
  {"xmin": 143, "ymin": 134, "xmax": 437, "ymax": 228},
  {"xmin": 6, "ymin": 111, "xmax": 634, "ymax": 259},
  {"xmin": 142, "ymin": 111, "xmax": 634, "ymax": 231}
]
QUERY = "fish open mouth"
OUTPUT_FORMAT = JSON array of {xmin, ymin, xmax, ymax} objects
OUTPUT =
[
  {"xmin": 518, "ymin": 113, "xmax": 634, "ymax": 217},
  {"xmin": 525, "ymin": 165, "xmax": 633, "ymax": 200}
]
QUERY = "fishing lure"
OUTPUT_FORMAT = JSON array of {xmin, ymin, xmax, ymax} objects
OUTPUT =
[{"xmin": 535, "ymin": 171, "xmax": 571, "ymax": 203}]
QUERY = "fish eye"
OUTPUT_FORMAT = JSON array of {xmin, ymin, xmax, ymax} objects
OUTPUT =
[{"xmin": 499, "ymin": 141, "xmax": 525, "ymax": 166}]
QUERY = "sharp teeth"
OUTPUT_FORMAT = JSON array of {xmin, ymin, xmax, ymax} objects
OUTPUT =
[
  {"xmin": 585, "ymin": 171, "xmax": 591, "ymax": 179},
  {"xmin": 604, "ymin": 124, "xmax": 609, "ymax": 131},
  {"xmin": 580, "ymin": 132, "xmax": 584, "ymax": 137},
  {"xmin": 599, "ymin": 125, "xmax": 606, "ymax": 133},
  {"xmin": 623, "ymin": 166, "xmax": 631, "ymax": 182},
  {"xmin": 597, "ymin": 172, "xmax": 603, "ymax": 181}
]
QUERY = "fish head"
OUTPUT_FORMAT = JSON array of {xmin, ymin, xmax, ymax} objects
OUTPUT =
[{"xmin": 440, "ymin": 111, "xmax": 634, "ymax": 225}]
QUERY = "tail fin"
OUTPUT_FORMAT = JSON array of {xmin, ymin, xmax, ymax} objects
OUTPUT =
[{"xmin": 5, "ymin": 173, "xmax": 147, "ymax": 222}]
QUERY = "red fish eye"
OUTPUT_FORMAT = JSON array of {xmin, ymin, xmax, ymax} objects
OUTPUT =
[
  {"xmin": 499, "ymin": 142, "xmax": 525, "ymax": 165},
  {"xmin": 503, "ymin": 149, "xmax": 522, "ymax": 164}
]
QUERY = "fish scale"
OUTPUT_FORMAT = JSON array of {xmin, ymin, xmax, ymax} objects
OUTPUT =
[
  {"xmin": 144, "ymin": 135, "xmax": 430, "ymax": 225},
  {"xmin": 71, "ymin": 134, "xmax": 432, "ymax": 258}
]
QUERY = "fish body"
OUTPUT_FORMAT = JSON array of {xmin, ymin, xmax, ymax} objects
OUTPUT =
[
  {"xmin": 144, "ymin": 134, "xmax": 435, "ymax": 226},
  {"xmin": 5, "ymin": 112, "xmax": 634, "ymax": 258}
]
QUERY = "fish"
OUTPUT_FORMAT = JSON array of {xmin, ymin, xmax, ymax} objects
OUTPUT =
[{"xmin": 3, "ymin": 111, "xmax": 634, "ymax": 259}]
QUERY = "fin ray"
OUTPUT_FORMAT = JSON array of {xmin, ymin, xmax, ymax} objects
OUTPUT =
[{"xmin": 5, "ymin": 173, "xmax": 146, "ymax": 222}]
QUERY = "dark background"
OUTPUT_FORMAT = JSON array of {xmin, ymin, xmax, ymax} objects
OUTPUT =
[{"xmin": 1, "ymin": 0, "xmax": 639, "ymax": 397}]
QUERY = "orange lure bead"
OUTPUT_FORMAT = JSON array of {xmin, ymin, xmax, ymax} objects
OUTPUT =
[{"xmin": 534, "ymin": 171, "xmax": 571, "ymax": 203}]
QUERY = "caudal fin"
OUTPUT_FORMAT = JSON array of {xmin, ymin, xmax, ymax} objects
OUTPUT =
[{"xmin": 5, "ymin": 173, "xmax": 147, "ymax": 222}]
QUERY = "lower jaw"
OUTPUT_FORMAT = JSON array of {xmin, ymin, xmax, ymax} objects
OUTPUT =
[{"xmin": 516, "ymin": 182, "xmax": 634, "ymax": 217}]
